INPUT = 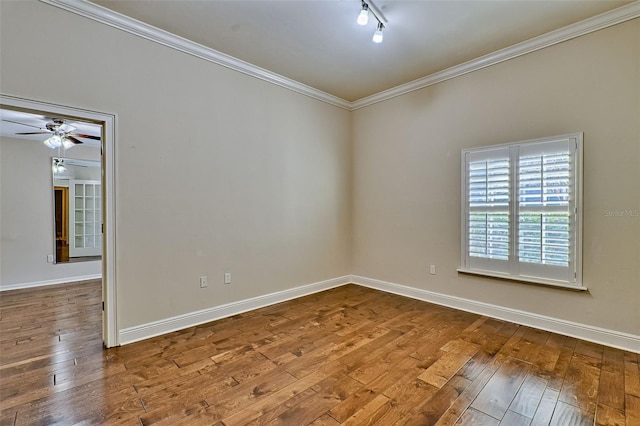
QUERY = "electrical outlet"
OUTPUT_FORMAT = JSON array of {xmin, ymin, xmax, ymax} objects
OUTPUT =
[
  {"xmin": 429, "ymin": 265, "xmax": 436, "ymax": 275},
  {"xmin": 47, "ymin": 254, "xmax": 54, "ymax": 263},
  {"xmin": 224, "ymin": 272, "xmax": 232, "ymax": 285},
  {"xmin": 200, "ymin": 275, "xmax": 208, "ymax": 288}
]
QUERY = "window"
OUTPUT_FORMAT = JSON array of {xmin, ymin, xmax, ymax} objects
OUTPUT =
[{"xmin": 459, "ymin": 133, "xmax": 583, "ymax": 289}]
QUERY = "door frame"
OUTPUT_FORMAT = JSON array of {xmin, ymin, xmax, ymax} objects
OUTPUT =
[
  {"xmin": 54, "ymin": 185, "xmax": 69, "ymax": 262},
  {"xmin": 1, "ymin": 94, "xmax": 119, "ymax": 347}
]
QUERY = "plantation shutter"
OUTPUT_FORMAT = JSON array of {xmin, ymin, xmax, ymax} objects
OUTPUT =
[
  {"xmin": 461, "ymin": 134, "xmax": 582, "ymax": 287},
  {"xmin": 464, "ymin": 147, "xmax": 511, "ymax": 274},
  {"xmin": 517, "ymin": 139, "xmax": 577, "ymax": 283}
]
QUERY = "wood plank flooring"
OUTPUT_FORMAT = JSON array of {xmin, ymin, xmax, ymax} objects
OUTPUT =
[{"xmin": 1, "ymin": 281, "xmax": 638, "ymax": 425}]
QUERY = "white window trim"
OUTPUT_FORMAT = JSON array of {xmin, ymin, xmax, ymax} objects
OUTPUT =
[{"xmin": 458, "ymin": 133, "xmax": 585, "ymax": 291}]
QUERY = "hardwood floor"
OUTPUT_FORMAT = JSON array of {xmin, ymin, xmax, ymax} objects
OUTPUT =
[{"xmin": 1, "ymin": 281, "xmax": 638, "ymax": 425}]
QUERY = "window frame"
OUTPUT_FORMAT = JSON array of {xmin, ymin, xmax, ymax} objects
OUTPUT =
[{"xmin": 458, "ymin": 133, "xmax": 585, "ymax": 290}]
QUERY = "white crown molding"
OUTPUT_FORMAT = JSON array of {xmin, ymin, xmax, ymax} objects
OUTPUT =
[
  {"xmin": 40, "ymin": 0, "xmax": 639, "ymax": 111},
  {"xmin": 0, "ymin": 274, "xmax": 102, "ymax": 292},
  {"xmin": 350, "ymin": 275, "xmax": 640, "ymax": 354},
  {"xmin": 351, "ymin": 1, "xmax": 640, "ymax": 109},
  {"xmin": 119, "ymin": 275, "xmax": 351, "ymax": 345},
  {"xmin": 38, "ymin": 0, "xmax": 352, "ymax": 110}
]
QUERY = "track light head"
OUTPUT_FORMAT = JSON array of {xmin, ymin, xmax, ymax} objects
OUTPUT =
[
  {"xmin": 357, "ymin": 3, "xmax": 369, "ymax": 26},
  {"xmin": 372, "ymin": 22, "xmax": 384, "ymax": 43}
]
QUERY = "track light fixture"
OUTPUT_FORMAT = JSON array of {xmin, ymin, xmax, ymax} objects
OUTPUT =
[{"xmin": 356, "ymin": 1, "xmax": 386, "ymax": 44}]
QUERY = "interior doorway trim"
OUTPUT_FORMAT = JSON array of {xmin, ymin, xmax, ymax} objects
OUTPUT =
[{"xmin": 0, "ymin": 94, "xmax": 119, "ymax": 347}]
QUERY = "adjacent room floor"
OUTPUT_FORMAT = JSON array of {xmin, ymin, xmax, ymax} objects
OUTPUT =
[{"xmin": 0, "ymin": 280, "xmax": 638, "ymax": 425}]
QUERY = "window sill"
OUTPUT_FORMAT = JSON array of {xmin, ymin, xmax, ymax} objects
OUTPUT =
[{"xmin": 456, "ymin": 268, "xmax": 588, "ymax": 291}]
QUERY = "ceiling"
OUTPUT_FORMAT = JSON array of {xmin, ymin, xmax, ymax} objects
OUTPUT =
[
  {"xmin": 90, "ymin": 0, "xmax": 632, "ymax": 102},
  {"xmin": 0, "ymin": 109, "xmax": 102, "ymax": 148}
]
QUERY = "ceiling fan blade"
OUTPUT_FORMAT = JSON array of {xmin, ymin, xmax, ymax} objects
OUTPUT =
[
  {"xmin": 2, "ymin": 119, "xmax": 46, "ymax": 130},
  {"xmin": 65, "ymin": 135, "xmax": 84, "ymax": 145},
  {"xmin": 15, "ymin": 131, "xmax": 50, "ymax": 135},
  {"xmin": 59, "ymin": 123, "xmax": 76, "ymax": 133},
  {"xmin": 70, "ymin": 133, "xmax": 101, "ymax": 140}
]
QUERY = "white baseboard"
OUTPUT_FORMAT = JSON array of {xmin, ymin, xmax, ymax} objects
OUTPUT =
[
  {"xmin": 349, "ymin": 275, "xmax": 640, "ymax": 354},
  {"xmin": 118, "ymin": 273, "xmax": 639, "ymax": 352},
  {"xmin": 119, "ymin": 275, "xmax": 352, "ymax": 345},
  {"xmin": 0, "ymin": 274, "xmax": 102, "ymax": 292}
]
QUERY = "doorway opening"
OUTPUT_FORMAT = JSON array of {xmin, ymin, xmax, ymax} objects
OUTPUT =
[{"xmin": 0, "ymin": 94, "xmax": 118, "ymax": 347}]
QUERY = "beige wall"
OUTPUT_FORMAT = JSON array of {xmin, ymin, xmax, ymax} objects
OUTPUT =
[
  {"xmin": 1, "ymin": 1, "xmax": 637, "ymax": 339},
  {"xmin": 0, "ymin": 1, "xmax": 352, "ymax": 328},
  {"xmin": 0, "ymin": 137, "xmax": 102, "ymax": 286},
  {"xmin": 353, "ymin": 19, "xmax": 640, "ymax": 335}
]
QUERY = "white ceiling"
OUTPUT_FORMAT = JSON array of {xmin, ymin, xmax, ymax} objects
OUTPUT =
[
  {"xmin": 91, "ymin": 0, "xmax": 632, "ymax": 102},
  {"xmin": 0, "ymin": 109, "xmax": 102, "ymax": 147}
]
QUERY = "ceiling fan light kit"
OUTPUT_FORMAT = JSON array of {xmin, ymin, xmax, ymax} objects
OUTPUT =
[
  {"xmin": 43, "ymin": 119, "xmax": 78, "ymax": 149},
  {"xmin": 357, "ymin": 0, "xmax": 385, "ymax": 44},
  {"xmin": 43, "ymin": 134, "xmax": 64, "ymax": 149},
  {"xmin": 52, "ymin": 158, "xmax": 66, "ymax": 174}
]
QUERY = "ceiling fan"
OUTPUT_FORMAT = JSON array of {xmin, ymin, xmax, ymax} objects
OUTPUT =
[{"xmin": 3, "ymin": 117, "xmax": 100, "ymax": 148}]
